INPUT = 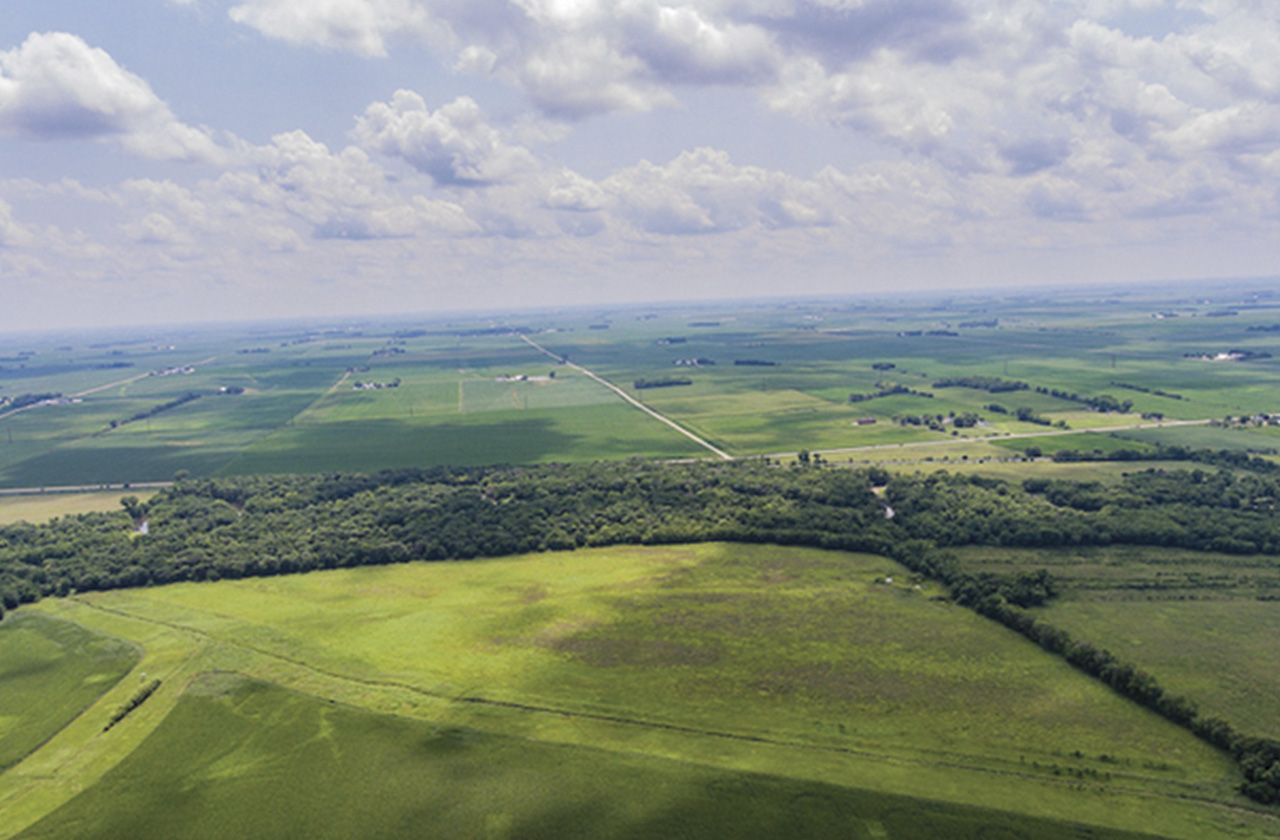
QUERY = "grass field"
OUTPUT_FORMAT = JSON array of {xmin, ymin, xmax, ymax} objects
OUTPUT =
[
  {"xmin": 0, "ymin": 490, "xmax": 158, "ymax": 525},
  {"xmin": 13, "ymin": 674, "xmax": 1171, "ymax": 840},
  {"xmin": 1111, "ymin": 424, "xmax": 1280, "ymax": 452},
  {"xmin": 953, "ymin": 544, "xmax": 1280, "ymax": 741},
  {"xmin": 0, "ymin": 613, "xmax": 139, "ymax": 770},
  {"xmin": 1043, "ymin": 600, "xmax": 1280, "ymax": 742},
  {"xmin": 4, "ymin": 544, "xmax": 1272, "ymax": 840}
]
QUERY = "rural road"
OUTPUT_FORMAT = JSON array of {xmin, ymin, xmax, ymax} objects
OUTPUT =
[
  {"xmin": 70, "ymin": 356, "xmax": 219, "ymax": 398},
  {"xmin": 519, "ymin": 334, "xmax": 733, "ymax": 460},
  {"xmin": 0, "ymin": 355, "xmax": 219, "ymax": 422}
]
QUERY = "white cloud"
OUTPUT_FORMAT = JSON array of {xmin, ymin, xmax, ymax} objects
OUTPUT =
[
  {"xmin": 227, "ymin": 0, "xmax": 444, "ymax": 58},
  {"xmin": 354, "ymin": 92, "xmax": 541, "ymax": 185},
  {"xmin": 232, "ymin": 130, "xmax": 481, "ymax": 239},
  {"xmin": 0, "ymin": 32, "xmax": 223, "ymax": 161},
  {"xmin": 603, "ymin": 147, "xmax": 834, "ymax": 235}
]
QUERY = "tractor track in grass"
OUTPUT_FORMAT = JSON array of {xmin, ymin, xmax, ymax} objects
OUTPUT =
[{"xmin": 60, "ymin": 595, "xmax": 1265, "ymax": 821}]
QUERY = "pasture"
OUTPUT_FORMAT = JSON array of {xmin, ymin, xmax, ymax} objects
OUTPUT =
[
  {"xmin": 953, "ymin": 544, "xmax": 1280, "ymax": 740},
  {"xmin": 0, "ymin": 490, "xmax": 158, "ymax": 525},
  {"xmin": 4, "ymin": 544, "xmax": 1272, "ymax": 840}
]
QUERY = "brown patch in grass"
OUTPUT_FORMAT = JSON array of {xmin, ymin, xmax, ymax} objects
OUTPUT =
[{"xmin": 550, "ymin": 637, "xmax": 721, "ymax": 668}]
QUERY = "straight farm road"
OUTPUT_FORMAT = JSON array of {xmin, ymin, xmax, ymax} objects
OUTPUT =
[
  {"xmin": 0, "ymin": 356, "xmax": 220, "ymax": 423},
  {"xmin": 519, "ymin": 334, "xmax": 733, "ymax": 460},
  {"xmin": 70, "ymin": 356, "xmax": 220, "ymax": 398}
]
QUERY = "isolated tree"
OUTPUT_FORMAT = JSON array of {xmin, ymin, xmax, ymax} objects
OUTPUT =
[{"xmin": 120, "ymin": 495, "xmax": 143, "ymax": 521}]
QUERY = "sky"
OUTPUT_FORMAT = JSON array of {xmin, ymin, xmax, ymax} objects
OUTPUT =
[{"xmin": 2, "ymin": 1, "xmax": 1279, "ymax": 330}]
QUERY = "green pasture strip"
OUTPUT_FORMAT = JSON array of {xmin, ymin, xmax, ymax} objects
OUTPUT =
[
  {"xmin": 885, "ymin": 459, "xmax": 1203, "ymax": 484},
  {"xmin": 0, "ymin": 491, "xmax": 158, "ymax": 525},
  {"xmin": 15, "ymin": 545, "xmax": 1262, "ymax": 838},
  {"xmin": 15, "ymin": 675, "xmax": 1178, "ymax": 840},
  {"xmin": 1112, "ymin": 425, "xmax": 1280, "ymax": 452},
  {"xmin": 823, "ymin": 440, "xmax": 1013, "ymax": 463},
  {"xmin": 989, "ymin": 433, "xmax": 1159, "ymax": 456},
  {"xmin": 950, "ymin": 545, "xmax": 1280, "ymax": 602},
  {"xmin": 0, "ymin": 614, "xmax": 139, "ymax": 770}
]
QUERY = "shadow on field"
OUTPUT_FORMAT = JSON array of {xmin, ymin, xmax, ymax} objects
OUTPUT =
[{"xmin": 12, "ymin": 675, "xmax": 1170, "ymax": 840}]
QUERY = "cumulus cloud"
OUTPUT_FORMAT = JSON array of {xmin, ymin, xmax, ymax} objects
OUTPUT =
[
  {"xmin": 753, "ymin": 0, "xmax": 976, "ymax": 67},
  {"xmin": 227, "ymin": 0, "xmax": 444, "ymax": 58},
  {"xmin": 236, "ymin": 130, "xmax": 480, "ymax": 238},
  {"xmin": 225, "ymin": 0, "xmax": 778, "ymax": 116},
  {"xmin": 354, "ymin": 92, "xmax": 540, "ymax": 185},
  {"xmin": 0, "ymin": 32, "xmax": 222, "ymax": 161},
  {"xmin": 603, "ymin": 147, "xmax": 834, "ymax": 235}
]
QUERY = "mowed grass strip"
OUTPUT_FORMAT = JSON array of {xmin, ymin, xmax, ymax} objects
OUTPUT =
[
  {"xmin": 14, "ymin": 674, "xmax": 1175, "ymax": 840},
  {"xmin": 0, "ymin": 613, "xmax": 139, "ymax": 770}
]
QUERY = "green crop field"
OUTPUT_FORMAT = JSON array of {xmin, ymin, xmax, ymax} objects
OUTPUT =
[
  {"xmin": 13, "ymin": 674, "xmax": 1169, "ymax": 840},
  {"xmin": 1112, "ymin": 424, "xmax": 1280, "ymax": 452},
  {"xmin": 7, "ymin": 287, "xmax": 1280, "ymax": 484},
  {"xmin": 3, "ymin": 544, "xmax": 1272, "ymax": 840},
  {"xmin": 0, "ymin": 613, "xmax": 139, "ymax": 771}
]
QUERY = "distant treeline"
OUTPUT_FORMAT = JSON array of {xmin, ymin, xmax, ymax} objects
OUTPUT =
[
  {"xmin": 933, "ymin": 377, "xmax": 1133, "ymax": 413},
  {"xmin": 1044, "ymin": 443, "xmax": 1278, "ymax": 471},
  {"xmin": 1, "ymin": 393, "xmax": 62, "ymax": 410},
  {"xmin": 733, "ymin": 359, "xmax": 776, "ymax": 366},
  {"xmin": 1110, "ymin": 382, "xmax": 1184, "ymax": 400},
  {"xmin": 110, "ymin": 392, "xmax": 202, "ymax": 429},
  {"xmin": 633, "ymin": 378, "xmax": 692, "ymax": 389},
  {"xmin": 932, "ymin": 376, "xmax": 1028, "ymax": 393},
  {"xmin": 849, "ymin": 383, "xmax": 933, "ymax": 403},
  {"xmin": 1033, "ymin": 386, "xmax": 1132, "ymax": 413},
  {"xmin": 3, "ymin": 460, "xmax": 1280, "ymax": 801}
]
